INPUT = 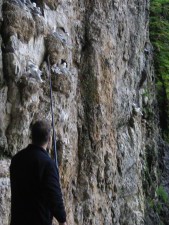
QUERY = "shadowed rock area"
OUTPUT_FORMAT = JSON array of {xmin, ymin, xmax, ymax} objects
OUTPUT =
[{"xmin": 0, "ymin": 0, "xmax": 164, "ymax": 224}]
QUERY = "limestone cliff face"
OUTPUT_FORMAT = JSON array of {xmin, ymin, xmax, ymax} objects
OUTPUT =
[{"xmin": 0, "ymin": 0, "xmax": 160, "ymax": 224}]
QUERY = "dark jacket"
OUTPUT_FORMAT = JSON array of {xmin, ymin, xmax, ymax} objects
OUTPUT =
[{"xmin": 10, "ymin": 144, "xmax": 66, "ymax": 225}]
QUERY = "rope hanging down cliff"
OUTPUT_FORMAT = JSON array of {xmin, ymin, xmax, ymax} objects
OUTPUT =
[{"xmin": 47, "ymin": 56, "xmax": 58, "ymax": 168}]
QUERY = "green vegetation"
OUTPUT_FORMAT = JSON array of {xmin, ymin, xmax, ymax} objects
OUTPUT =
[
  {"xmin": 150, "ymin": 0, "xmax": 169, "ymax": 141},
  {"xmin": 156, "ymin": 185, "xmax": 169, "ymax": 204},
  {"xmin": 147, "ymin": 185, "xmax": 169, "ymax": 223},
  {"xmin": 155, "ymin": 185, "xmax": 169, "ymax": 217}
]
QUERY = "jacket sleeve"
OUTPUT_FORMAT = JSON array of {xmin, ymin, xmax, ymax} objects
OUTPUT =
[{"xmin": 43, "ymin": 160, "xmax": 66, "ymax": 223}]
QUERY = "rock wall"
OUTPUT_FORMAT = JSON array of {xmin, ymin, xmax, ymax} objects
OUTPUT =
[{"xmin": 0, "ymin": 0, "xmax": 160, "ymax": 224}]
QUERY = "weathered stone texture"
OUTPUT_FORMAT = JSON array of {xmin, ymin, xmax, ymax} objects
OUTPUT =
[
  {"xmin": 0, "ymin": 160, "xmax": 10, "ymax": 225},
  {"xmin": 0, "ymin": 0, "xmax": 160, "ymax": 224}
]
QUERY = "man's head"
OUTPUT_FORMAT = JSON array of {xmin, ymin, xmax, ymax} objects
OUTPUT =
[{"xmin": 31, "ymin": 120, "xmax": 51, "ymax": 147}]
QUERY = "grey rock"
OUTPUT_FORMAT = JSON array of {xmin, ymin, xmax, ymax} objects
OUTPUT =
[{"xmin": 26, "ymin": 61, "xmax": 43, "ymax": 82}]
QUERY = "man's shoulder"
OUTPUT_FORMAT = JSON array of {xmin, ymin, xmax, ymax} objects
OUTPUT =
[
  {"xmin": 10, "ymin": 147, "xmax": 28, "ymax": 170},
  {"xmin": 11, "ymin": 147, "xmax": 28, "ymax": 161},
  {"xmin": 11, "ymin": 144, "xmax": 51, "ymax": 164}
]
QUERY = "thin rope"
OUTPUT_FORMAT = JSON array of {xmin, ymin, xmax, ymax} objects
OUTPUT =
[{"xmin": 47, "ymin": 56, "xmax": 58, "ymax": 168}]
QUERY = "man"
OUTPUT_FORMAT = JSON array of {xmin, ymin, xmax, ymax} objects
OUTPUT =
[{"xmin": 10, "ymin": 120, "xmax": 67, "ymax": 225}]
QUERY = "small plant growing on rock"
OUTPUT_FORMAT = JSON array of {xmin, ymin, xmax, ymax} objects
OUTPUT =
[{"xmin": 156, "ymin": 185, "xmax": 169, "ymax": 204}]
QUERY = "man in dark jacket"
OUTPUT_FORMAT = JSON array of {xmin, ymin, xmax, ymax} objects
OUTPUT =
[{"xmin": 10, "ymin": 120, "xmax": 67, "ymax": 225}]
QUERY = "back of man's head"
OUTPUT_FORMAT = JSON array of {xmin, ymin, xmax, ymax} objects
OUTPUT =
[{"xmin": 31, "ymin": 120, "xmax": 51, "ymax": 146}]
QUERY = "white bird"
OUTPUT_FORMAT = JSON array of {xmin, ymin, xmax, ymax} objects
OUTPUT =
[
  {"xmin": 61, "ymin": 62, "xmax": 67, "ymax": 69},
  {"xmin": 51, "ymin": 61, "xmax": 70, "ymax": 76},
  {"xmin": 143, "ymin": 96, "xmax": 149, "ymax": 105},
  {"xmin": 65, "ymin": 32, "xmax": 70, "ymax": 37},
  {"xmin": 37, "ymin": 7, "xmax": 41, "ymax": 13},
  {"xmin": 60, "ymin": 111, "xmax": 68, "ymax": 122},
  {"xmin": 27, "ymin": 61, "xmax": 43, "ymax": 82},
  {"xmin": 32, "ymin": 2, "xmax": 36, "ymax": 7},
  {"xmin": 51, "ymin": 64, "xmax": 62, "ymax": 75},
  {"xmin": 132, "ymin": 103, "xmax": 143, "ymax": 116},
  {"xmin": 32, "ymin": 6, "xmax": 42, "ymax": 16},
  {"xmin": 59, "ymin": 63, "xmax": 70, "ymax": 76},
  {"xmin": 135, "ymin": 107, "xmax": 143, "ymax": 115},
  {"xmin": 144, "ymin": 48, "xmax": 149, "ymax": 54}
]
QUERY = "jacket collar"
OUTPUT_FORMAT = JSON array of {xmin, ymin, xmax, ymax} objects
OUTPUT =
[{"xmin": 27, "ymin": 144, "xmax": 48, "ymax": 155}]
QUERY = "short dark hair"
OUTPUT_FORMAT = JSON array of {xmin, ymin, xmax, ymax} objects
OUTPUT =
[{"xmin": 31, "ymin": 120, "xmax": 51, "ymax": 146}]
